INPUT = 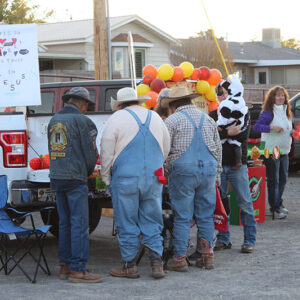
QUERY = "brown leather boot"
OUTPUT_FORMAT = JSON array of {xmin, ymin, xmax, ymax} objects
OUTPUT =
[
  {"xmin": 165, "ymin": 256, "xmax": 188, "ymax": 272},
  {"xmin": 68, "ymin": 270, "xmax": 103, "ymax": 283},
  {"xmin": 195, "ymin": 238, "xmax": 214, "ymax": 270},
  {"xmin": 59, "ymin": 264, "xmax": 71, "ymax": 280},
  {"xmin": 196, "ymin": 253, "xmax": 214, "ymax": 269},
  {"xmin": 151, "ymin": 260, "xmax": 165, "ymax": 279},
  {"xmin": 110, "ymin": 264, "xmax": 139, "ymax": 279}
]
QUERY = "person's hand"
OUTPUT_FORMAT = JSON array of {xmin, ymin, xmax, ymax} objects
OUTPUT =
[
  {"xmin": 271, "ymin": 126, "xmax": 283, "ymax": 133},
  {"xmin": 227, "ymin": 123, "xmax": 241, "ymax": 136}
]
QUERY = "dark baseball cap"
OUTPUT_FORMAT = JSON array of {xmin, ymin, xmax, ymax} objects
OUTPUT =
[{"xmin": 62, "ymin": 87, "xmax": 95, "ymax": 104}]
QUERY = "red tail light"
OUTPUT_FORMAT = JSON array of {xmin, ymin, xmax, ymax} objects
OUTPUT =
[{"xmin": 0, "ymin": 131, "xmax": 28, "ymax": 167}]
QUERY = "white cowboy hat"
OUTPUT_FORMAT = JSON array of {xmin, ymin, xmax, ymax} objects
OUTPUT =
[
  {"xmin": 160, "ymin": 86, "xmax": 200, "ymax": 108},
  {"xmin": 110, "ymin": 87, "xmax": 150, "ymax": 111}
]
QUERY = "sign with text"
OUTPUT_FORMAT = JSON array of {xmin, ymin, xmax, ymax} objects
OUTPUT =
[{"xmin": 0, "ymin": 24, "xmax": 41, "ymax": 107}]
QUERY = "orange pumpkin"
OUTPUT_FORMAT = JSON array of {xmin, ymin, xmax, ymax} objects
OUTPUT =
[
  {"xmin": 42, "ymin": 154, "xmax": 50, "ymax": 169},
  {"xmin": 29, "ymin": 157, "xmax": 42, "ymax": 170}
]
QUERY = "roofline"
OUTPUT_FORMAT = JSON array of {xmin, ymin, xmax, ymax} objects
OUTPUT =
[
  {"xmin": 111, "ymin": 15, "xmax": 179, "ymax": 45},
  {"xmin": 40, "ymin": 39, "xmax": 86, "ymax": 46},
  {"xmin": 233, "ymin": 59, "xmax": 258, "ymax": 63},
  {"xmin": 249, "ymin": 60, "xmax": 300, "ymax": 66},
  {"xmin": 38, "ymin": 53, "xmax": 85, "ymax": 59},
  {"xmin": 111, "ymin": 42, "xmax": 154, "ymax": 48}
]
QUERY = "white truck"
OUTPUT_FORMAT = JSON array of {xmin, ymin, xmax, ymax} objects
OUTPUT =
[{"xmin": 0, "ymin": 79, "xmax": 131, "ymax": 236}]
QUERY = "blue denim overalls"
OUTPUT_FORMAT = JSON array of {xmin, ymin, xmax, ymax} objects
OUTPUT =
[
  {"xmin": 110, "ymin": 108, "xmax": 164, "ymax": 262},
  {"xmin": 168, "ymin": 110, "xmax": 217, "ymax": 257}
]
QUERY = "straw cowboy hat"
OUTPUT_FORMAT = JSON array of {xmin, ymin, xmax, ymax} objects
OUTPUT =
[
  {"xmin": 110, "ymin": 87, "xmax": 150, "ymax": 111},
  {"xmin": 160, "ymin": 86, "xmax": 200, "ymax": 108}
]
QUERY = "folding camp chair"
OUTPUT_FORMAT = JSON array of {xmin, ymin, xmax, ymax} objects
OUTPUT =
[{"xmin": 0, "ymin": 175, "xmax": 52, "ymax": 283}]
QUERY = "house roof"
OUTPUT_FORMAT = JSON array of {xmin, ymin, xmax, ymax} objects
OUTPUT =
[
  {"xmin": 228, "ymin": 42, "xmax": 300, "ymax": 65},
  {"xmin": 37, "ymin": 15, "xmax": 177, "ymax": 44}
]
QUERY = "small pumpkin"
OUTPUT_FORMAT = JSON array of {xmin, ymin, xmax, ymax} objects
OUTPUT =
[
  {"xmin": 42, "ymin": 154, "xmax": 50, "ymax": 169},
  {"xmin": 250, "ymin": 146, "xmax": 261, "ymax": 160},
  {"xmin": 29, "ymin": 157, "xmax": 42, "ymax": 170}
]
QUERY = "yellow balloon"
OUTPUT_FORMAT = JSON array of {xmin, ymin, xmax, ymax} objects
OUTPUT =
[
  {"xmin": 179, "ymin": 61, "xmax": 194, "ymax": 78},
  {"xmin": 205, "ymin": 85, "xmax": 217, "ymax": 101},
  {"xmin": 196, "ymin": 80, "xmax": 210, "ymax": 94},
  {"xmin": 157, "ymin": 64, "xmax": 174, "ymax": 81},
  {"xmin": 137, "ymin": 84, "xmax": 150, "ymax": 96},
  {"xmin": 141, "ymin": 102, "xmax": 151, "ymax": 109}
]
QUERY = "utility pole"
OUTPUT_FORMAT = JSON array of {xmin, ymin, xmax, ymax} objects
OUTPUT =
[{"xmin": 94, "ymin": 0, "xmax": 109, "ymax": 80}]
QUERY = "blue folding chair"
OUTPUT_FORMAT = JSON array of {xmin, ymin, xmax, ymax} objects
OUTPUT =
[{"xmin": 0, "ymin": 175, "xmax": 52, "ymax": 283}]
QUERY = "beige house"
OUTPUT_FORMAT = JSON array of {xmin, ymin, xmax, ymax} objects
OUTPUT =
[
  {"xmin": 37, "ymin": 15, "xmax": 178, "ymax": 79},
  {"xmin": 229, "ymin": 28, "xmax": 300, "ymax": 85}
]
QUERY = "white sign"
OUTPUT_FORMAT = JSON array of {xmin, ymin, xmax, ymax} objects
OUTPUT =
[{"xmin": 0, "ymin": 24, "xmax": 41, "ymax": 107}]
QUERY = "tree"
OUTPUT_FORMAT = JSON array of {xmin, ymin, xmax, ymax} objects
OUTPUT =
[
  {"xmin": 282, "ymin": 38, "xmax": 300, "ymax": 50},
  {"xmin": 0, "ymin": 0, "xmax": 54, "ymax": 24},
  {"xmin": 170, "ymin": 30, "xmax": 236, "ymax": 77}
]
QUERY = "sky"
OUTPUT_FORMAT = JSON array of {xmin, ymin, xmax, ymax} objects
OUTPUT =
[{"xmin": 32, "ymin": 0, "xmax": 300, "ymax": 42}]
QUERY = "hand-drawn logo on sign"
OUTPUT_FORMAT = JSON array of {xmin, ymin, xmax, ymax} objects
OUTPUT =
[
  {"xmin": 249, "ymin": 176, "xmax": 262, "ymax": 202},
  {"xmin": 49, "ymin": 122, "xmax": 68, "ymax": 151}
]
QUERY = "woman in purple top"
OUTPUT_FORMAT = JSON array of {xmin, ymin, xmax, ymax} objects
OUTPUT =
[{"xmin": 253, "ymin": 86, "xmax": 293, "ymax": 219}]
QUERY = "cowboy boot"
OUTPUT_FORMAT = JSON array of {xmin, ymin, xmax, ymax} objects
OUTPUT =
[
  {"xmin": 148, "ymin": 248, "xmax": 165, "ymax": 279},
  {"xmin": 110, "ymin": 258, "xmax": 139, "ymax": 279},
  {"xmin": 195, "ymin": 238, "xmax": 214, "ymax": 270}
]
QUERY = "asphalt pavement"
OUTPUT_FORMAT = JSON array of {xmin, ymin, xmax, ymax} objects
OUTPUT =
[{"xmin": 1, "ymin": 171, "xmax": 300, "ymax": 300}]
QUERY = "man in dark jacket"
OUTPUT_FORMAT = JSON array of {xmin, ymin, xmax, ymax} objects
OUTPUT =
[{"xmin": 48, "ymin": 87, "xmax": 102, "ymax": 283}]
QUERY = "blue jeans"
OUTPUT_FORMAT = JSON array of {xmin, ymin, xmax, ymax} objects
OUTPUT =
[
  {"xmin": 56, "ymin": 184, "xmax": 89, "ymax": 271},
  {"xmin": 263, "ymin": 154, "xmax": 289, "ymax": 211},
  {"xmin": 169, "ymin": 170, "xmax": 216, "ymax": 256},
  {"xmin": 217, "ymin": 165, "xmax": 257, "ymax": 247}
]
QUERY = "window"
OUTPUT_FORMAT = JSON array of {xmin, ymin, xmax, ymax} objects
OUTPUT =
[
  {"xmin": 270, "ymin": 68, "xmax": 284, "ymax": 84},
  {"xmin": 113, "ymin": 48, "xmax": 124, "ymax": 78},
  {"xmin": 295, "ymin": 98, "xmax": 300, "ymax": 117},
  {"xmin": 28, "ymin": 92, "xmax": 55, "ymax": 114},
  {"xmin": 63, "ymin": 89, "xmax": 96, "ymax": 112},
  {"xmin": 39, "ymin": 60, "xmax": 54, "ymax": 71},
  {"xmin": 258, "ymin": 72, "xmax": 266, "ymax": 84},
  {"xmin": 135, "ymin": 49, "xmax": 145, "ymax": 78},
  {"xmin": 286, "ymin": 68, "xmax": 300, "ymax": 85},
  {"xmin": 103, "ymin": 88, "xmax": 119, "ymax": 112}
]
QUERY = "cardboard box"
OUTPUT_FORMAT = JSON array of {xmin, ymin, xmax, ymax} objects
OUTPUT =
[{"xmin": 229, "ymin": 166, "xmax": 266, "ymax": 225}]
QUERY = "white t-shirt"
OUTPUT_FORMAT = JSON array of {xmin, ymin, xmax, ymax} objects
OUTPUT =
[{"xmin": 100, "ymin": 105, "xmax": 170, "ymax": 185}]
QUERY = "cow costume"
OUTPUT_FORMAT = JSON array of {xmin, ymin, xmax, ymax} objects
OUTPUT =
[{"xmin": 217, "ymin": 75, "xmax": 248, "ymax": 168}]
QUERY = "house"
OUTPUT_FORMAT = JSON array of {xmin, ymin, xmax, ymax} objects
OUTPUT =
[
  {"xmin": 228, "ymin": 28, "xmax": 300, "ymax": 85},
  {"xmin": 37, "ymin": 15, "xmax": 178, "ymax": 79}
]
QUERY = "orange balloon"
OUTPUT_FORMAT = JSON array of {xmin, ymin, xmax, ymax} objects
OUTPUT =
[
  {"xmin": 208, "ymin": 100, "xmax": 219, "ymax": 112},
  {"xmin": 143, "ymin": 64, "xmax": 157, "ymax": 79},
  {"xmin": 172, "ymin": 67, "xmax": 185, "ymax": 82},
  {"xmin": 207, "ymin": 69, "xmax": 222, "ymax": 86},
  {"xmin": 145, "ymin": 91, "xmax": 159, "ymax": 108},
  {"xmin": 190, "ymin": 69, "xmax": 201, "ymax": 80}
]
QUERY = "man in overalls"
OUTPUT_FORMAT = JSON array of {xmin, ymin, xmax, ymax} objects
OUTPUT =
[
  {"xmin": 100, "ymin": 87, "xmax": 170, "ymax": 279},
  {"xmin": 160, "ymin": 86, "xmax": 222, "ymax": 271}
]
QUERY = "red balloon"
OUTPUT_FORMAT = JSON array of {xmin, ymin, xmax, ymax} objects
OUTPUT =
[
  {"xmin": 190, "ymin": 69, "xmax": 201, "ymax": 80},
  {"xmin": 143, "ymin": 75, "xmax": 154, "ymax": 85},
  {"xmin": 143, "ymin": 64, "xmax": 157, "ymax": 79},
  {"xmin": 207, "ymin": 69, "xmax": 222, "ymax": 86},
  {"xmin": 172, "ymin": 67, "xmax": 185, "ymax": 82},
  {"xmin": 150, "ymin": 78, "xmax": 166, "ymax": 93},
  {"xmin": 199, "ymin": 66, "xmax": 211, "ymax": 80},
  {"xmin": 145, "ymin": 91, "xmax": 159, "ymax": 108}
]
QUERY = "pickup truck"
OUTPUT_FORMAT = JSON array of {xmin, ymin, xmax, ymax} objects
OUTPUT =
[{"xmin": 0, "ymin": 79, "xmax": 131, "ymax": 236}]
